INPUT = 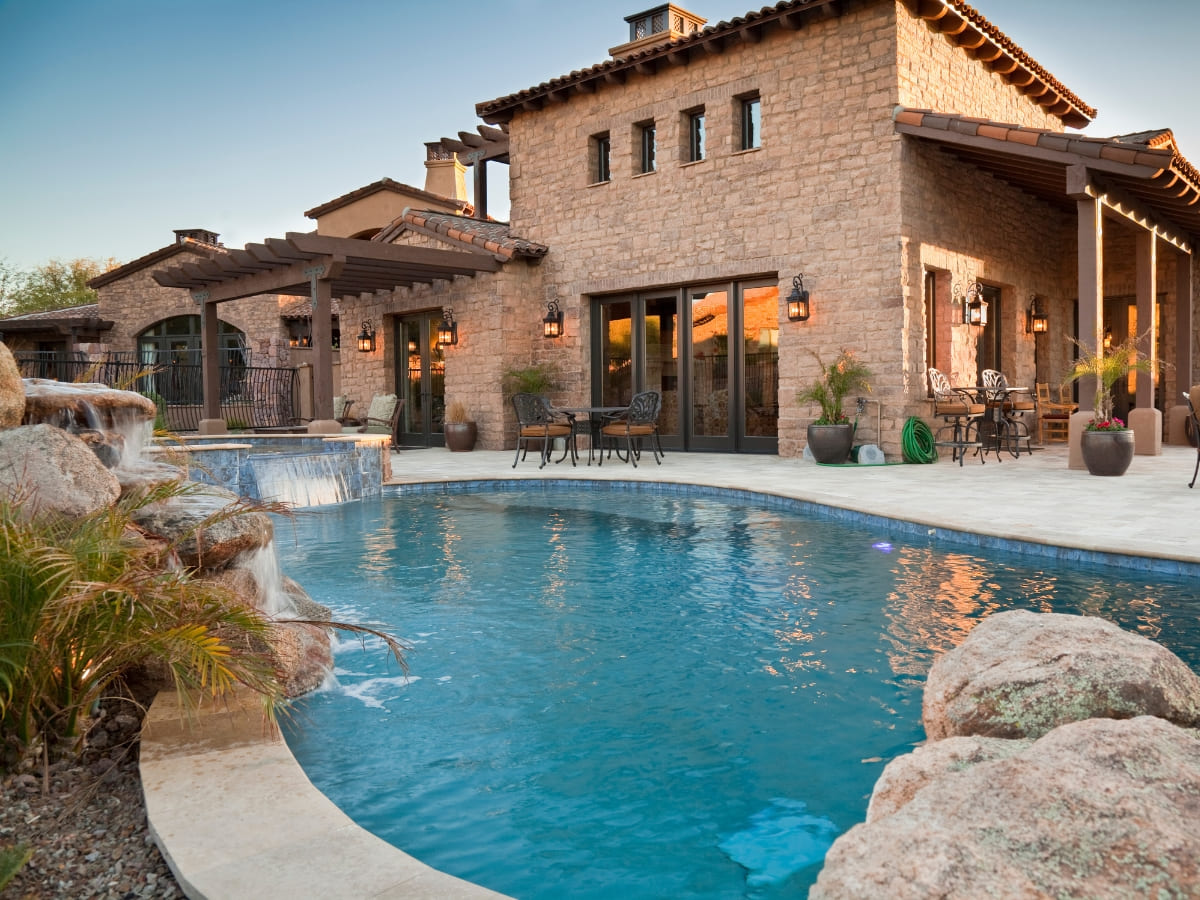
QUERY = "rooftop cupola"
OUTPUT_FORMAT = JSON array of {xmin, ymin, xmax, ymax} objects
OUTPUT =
[{"xmin": 609, "ymin": 4, "xmax": 707, "ymax": 58}]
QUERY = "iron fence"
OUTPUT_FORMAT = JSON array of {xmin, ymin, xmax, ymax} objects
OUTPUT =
[{"xmin": 13, "ymin": 351, "xmax": 298, "ymax": 432}]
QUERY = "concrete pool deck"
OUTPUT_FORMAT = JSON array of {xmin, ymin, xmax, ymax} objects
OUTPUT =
[{"xmin": 141, "ymin": 443, "xmax": 1200, "ymax": 898}]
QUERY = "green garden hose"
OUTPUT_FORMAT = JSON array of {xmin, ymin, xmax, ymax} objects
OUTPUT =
[{"xmin": 901, "ymin": 416, "xmax": 937, "ymax": 464}]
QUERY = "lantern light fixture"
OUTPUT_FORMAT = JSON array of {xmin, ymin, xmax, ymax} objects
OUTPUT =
[
  {"xmin": 964, "ymin": 281, "xmax": 988, "ymax": 327},
  {"xmin": 543, "ymin": 299, "xmax": 564, "ymax": 339},
  {"xmin": 786, "ymin": 273, "xmax": 810, "ymax": 322},
  {"xmin": 356, "ymin": 320, "xmax": 376, "ymax": 353},
  {"xmin": 437, "ymin": 308, "xmax": 458, "ymax": 347},
  {"xmin": 1026, "ymin": 295, "xmax": 1048, "ymax": 335}
]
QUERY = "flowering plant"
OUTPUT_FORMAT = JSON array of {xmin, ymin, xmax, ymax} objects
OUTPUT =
[
  {"xmin": 1087, "ymin": 416, "xmax": 1126, "ymax": 432},
  {"xmin": 797, "ymin": 349, "xmax": 872, "ymax": 425}
]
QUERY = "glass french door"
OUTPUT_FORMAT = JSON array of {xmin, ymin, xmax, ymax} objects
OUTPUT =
[
  {"xmin": 594, "ymin": 279, "xmax": 778, "ymax": 452},
  {"xmin": 394, "ymin": 313, "xmax": 446, "ymax": 448}
]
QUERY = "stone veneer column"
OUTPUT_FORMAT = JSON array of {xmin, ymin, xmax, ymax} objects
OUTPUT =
[
  {"xmin": 1068, "ymin": 175, "xmax": 1103, "ymax": 470},
  {"xmin": 308, "ymin": 274, "xmax": 341, "ymax": 435},
  {"xmin": 1167, "ymin": 247, "xmax": 1195, "ymax": 444},
  {"xmin": 1129, "ymin": 230, "xmax": 1161, "ymax": 455}
]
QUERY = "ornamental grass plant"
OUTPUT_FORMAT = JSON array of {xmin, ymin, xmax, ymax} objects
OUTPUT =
[
  {"xmin": 797, "ymin": 349, "xmax": 872, "ymax": 425},
  {"xmin": 1063, "ymin": 332, "xmax": 1158, "ymax": 430}
]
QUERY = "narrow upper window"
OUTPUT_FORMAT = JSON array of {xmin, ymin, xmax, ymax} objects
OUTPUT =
[
  {"xmin": 685, "ymin": 108, "xmax": 705, "ymax": 163},
  {"xmin": 592, "ymin": 132, "xmax": 611, "ymax": 183},
  {"xmin": 637, "ymin": 120, "xmax": 657, "ymax": 174},
  {"xmin": 739, "ymin": 93, "xmax": 761, "ymax": 150}
]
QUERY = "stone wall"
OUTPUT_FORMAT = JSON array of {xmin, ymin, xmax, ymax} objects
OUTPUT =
[{"xmin": 96, "ymin": 257, "xmax": 291, "ymax": 368}]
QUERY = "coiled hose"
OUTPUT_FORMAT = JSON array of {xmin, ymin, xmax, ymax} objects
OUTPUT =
[{"xmin": 901, "ymin": 416, "xmax": 937, "ymax": 464}]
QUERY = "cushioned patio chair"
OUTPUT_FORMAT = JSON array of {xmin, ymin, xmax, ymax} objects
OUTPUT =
[
  {"xmin": 512, "ymin": 393, "xmax": 575, "ymax": 469},
  {"xmin": 981, "ymin": 369, "xmax": 1033, "ymax": 456},
  {"xmin": 928, "ymin": 367, "xmax": 984, "ymax": 465},
  {"xmin": 344, "ymin": 393, "xmax": 403, "ymax": 448},
  {"xmin": 599, "ymin": 390, "xmax": 664, "ymax": 467}
]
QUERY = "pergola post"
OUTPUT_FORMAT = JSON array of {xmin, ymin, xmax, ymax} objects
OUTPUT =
[
  {"xmin": 306, "ymin": 267, "xmax": 341, "ymax": 435},
  {"xmin": 1069, "ymin": 182, "xmax": 1104, "ymax": 469},
  {"xmin": 196, "ymin": 292, "xmax": 226, "ymax": 435},
  {"xmin": 1168, "ymin": 248, "xmax": 1196, "ymax": 443},
  {"xmin": 1129, "ymin": 231, "xmax": 1160, "ymax": 455}
]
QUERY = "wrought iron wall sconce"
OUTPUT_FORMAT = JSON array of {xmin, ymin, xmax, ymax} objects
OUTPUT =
[
  {"xmin": 543, "ymin": 299, "xmax": 564, "ymax": 338},
  {"xmin": 1026, "ymin": 295, "xmax": 1048, "ymax": 335},
  {"xmin": 356, "ymin": 320, "xmax": 376, "ymax": 353},
  {"xmin": 786, "ymin": 274, "xmax": 810, "ymax": 321},
  {"xmin": 1103, "ymin": 327, "xmax": 1113, "ymax": 350},
  {"xmin": 437, "ymin": 308, "xmax": 458, "ymax": 348}
]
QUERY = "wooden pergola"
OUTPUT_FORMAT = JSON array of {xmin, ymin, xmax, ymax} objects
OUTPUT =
[{"xmin": 154, "ymin": 232, "xmax": 500, "ymax": 432}]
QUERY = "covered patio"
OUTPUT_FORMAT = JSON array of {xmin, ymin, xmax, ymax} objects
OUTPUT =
[
  {"xmin": 895, "ymin": 109, "xmax": 1200, "ymax": 462},
  {"xmin": 153, "ymin": 232, "xmax": 500, "ymax": 433}
]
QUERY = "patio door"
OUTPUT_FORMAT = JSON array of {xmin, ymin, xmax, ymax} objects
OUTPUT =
[
  {"xmin": 394, "ymin": 313, "xmax": 446, "ymax": 448},
  {"xmin": 593, "ymin": 279, "xmax": 777, "ymax": 453}
]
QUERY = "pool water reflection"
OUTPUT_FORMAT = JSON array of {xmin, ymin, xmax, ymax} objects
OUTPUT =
[{"xmin": 278, "ymin": 485, "xmax": 1199, "ymax": 899}]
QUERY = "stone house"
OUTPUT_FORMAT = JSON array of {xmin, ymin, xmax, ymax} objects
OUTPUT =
[
  {"xmin": 313, "ymin": 0, "xmax": 1198, "ymax": 458},
  {"xmin": 44, "ymin": 0, "xmax": 1198, "ymax": 458}
]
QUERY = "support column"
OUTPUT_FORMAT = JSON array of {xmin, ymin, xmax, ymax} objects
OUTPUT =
[
  {"xmin": 474, "ymin": 159, "xmax": 488, "ymax": 219},
  {"xmin": 1129, "ymin": 231, "xmax": 1161, "ymax": 455},
  {"xmin": 1167, "ymin": 247, "xmax": 1195, "ymax": 443},
  {"xmin": 197, "ymin": 293, "xmax": 226, "ymax": 435},
  {"xmin": 307, "ymin": 268, "xmax": 340, "ymax": 434},
  {"xmin": 1069, "ymin": 189, "xmax": 1104, "ymax": 469}
]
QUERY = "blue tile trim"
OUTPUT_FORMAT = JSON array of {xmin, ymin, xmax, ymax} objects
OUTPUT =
[{"xmin": 385, "ymin": 479, "xmax": 1200, "ymax": 580}]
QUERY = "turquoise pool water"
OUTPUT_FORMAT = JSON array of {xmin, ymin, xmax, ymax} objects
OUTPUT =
[{"xmin": 278, "ymin": 485, "xmax": 1200, "ymax": 899}]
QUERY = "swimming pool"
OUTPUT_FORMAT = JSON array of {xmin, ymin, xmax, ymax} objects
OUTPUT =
[{"xmin": 278, "ymin": 483, "xmax": 1200, "ymax": 899}]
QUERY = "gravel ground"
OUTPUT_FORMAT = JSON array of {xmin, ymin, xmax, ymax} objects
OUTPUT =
[{"xmin": 0, "ymin": 700, "xmax": 183, "ymax": 900}]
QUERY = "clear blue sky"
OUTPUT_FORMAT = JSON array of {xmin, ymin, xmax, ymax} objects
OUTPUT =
[{"xmin": 1, "ymin": 0, "xmax": 1197, "ymax": 271}]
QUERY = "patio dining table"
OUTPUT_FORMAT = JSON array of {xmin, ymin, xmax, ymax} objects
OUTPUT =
[
  {"xmin": 553, "ymin": 405, "xmax": 629, "ymax": 465},
  {"xmin": 975, "ymin": 385, "xmax": 1032, "ymax": 460}
]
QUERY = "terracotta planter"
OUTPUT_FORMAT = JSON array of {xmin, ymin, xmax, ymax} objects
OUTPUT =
[
  {"xmin": 1080, "ymin": 428, "xmax": 1134, "ymax": 476},
  {"xmin": 444, "ymin": 421, "xmax": 477, "ymax": 452},
  {"xmin": 807, "ymin": 423, "xmax": 854, "ymax": 464}
]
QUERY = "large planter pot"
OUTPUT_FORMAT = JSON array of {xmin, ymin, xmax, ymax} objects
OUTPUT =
[
  {"xmin": 1080, "ymin": 428, "xmax": 1134, "ymax": 476},
  {"xmin": 444, "ymin": 421, "xmax": 478, "ymax": 452},
  {"xmin": 807, "ymin": 423, "xmax": 855, "ymax": 464}
]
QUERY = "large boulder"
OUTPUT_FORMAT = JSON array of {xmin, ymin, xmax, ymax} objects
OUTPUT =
[
  {"xmin": 0, "ymin": 424, "xmax": 120, "ymax": 519},
  {"xmin": 130, "ymin": 484, "xmax": 273, "ymax": 570},
  {"xmin": 22, "ymin": 379, "xmax": 156, "ymax": 429},
  {"xmin": 812, "ymin": 716, "xmax": 1200, "ymax": 899},
  {"xmin": 268, "ymin": 622, "xmax": 334, "ymax": 697},
  {"xmin": 865, "ymin": 734, "xmax": 1031, "ymax": 823},
  {"xmin": 923, "ymin": 609, "xmax": 1200, "ymax": 740},
  {"xmin": 0, "ymin": 343, "xmax": 23, "ymax": 428}
]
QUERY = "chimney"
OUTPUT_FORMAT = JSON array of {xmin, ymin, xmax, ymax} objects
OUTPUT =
[
  {"xmin": 174, "ymin": 228, "xmax": 220, "ymax": 246},
  {"xmin": 610, "ymin": 4, "xmax": 706, "ymax": 58},
  {"xmin": 423, "ymin": 144, "xmax": 469, "ymax": 202}
]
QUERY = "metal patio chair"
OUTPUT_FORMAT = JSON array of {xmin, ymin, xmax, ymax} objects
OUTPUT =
[
  {"xmin": 928, "ymin": 367, "xmax": 984, "ymax": 465},
  {"xmin": 598, "ymin": 390, "xmax": 664, "ymax": 467},
  {"xmin": 512, "ymin": 393, "xmax": 575, "ymax": 468},
  {"xmin": 1184, "ymin": 392, "xmax": 1200, "ymax": 488}
]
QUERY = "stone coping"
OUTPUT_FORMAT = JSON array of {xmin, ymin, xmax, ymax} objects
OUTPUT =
[{"xmin": 140, "ymin": 689, "xmax": 509, "ymax": 900}]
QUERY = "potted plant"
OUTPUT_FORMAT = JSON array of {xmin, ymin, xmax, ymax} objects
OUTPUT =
[
  {"xmin": 501, "ymin": 362, "xmax": 561, "ymax": 398},
  {"xmin": 797, "ymin": 348, "xmax": 872, "ymax": 464},
  {"xmin": 1063, "ymin": 332, "xmax": 1155, "ymax": 476},
  {"xmin": 443, "ymin": 399, "xmax": 477, "ymax": 452}
]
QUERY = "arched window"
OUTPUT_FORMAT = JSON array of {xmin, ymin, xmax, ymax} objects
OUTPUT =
[{"xmin": 137, "ymin": 316, "xmax": 247, "ymax": 405}]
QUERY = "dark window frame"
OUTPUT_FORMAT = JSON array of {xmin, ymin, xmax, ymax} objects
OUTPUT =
[
  {"xmin": 738, "ymin": 92, "xmax": 761, "ymax": 151},
  {"xmin": 591, "ymin": 132, "xmax": 611, "ymax": 184},
  {"xmin": 636, "ymin": 119, "xmax": 657, "ymax": 174},
  {"xmin": 685, "ymin": 107, "xmax": 705, "ymax": 163}
]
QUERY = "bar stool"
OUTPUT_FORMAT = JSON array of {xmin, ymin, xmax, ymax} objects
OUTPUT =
[{"xmin": 928, "ymin": 368, "xmax": 985, "ymax": 465}]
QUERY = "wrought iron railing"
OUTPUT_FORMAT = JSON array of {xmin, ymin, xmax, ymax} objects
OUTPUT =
[{"xmin": 13, "ymin": 352, "xmax": 298, "ymax": 432}]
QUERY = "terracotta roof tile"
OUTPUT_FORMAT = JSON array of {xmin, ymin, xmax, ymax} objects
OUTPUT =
[
  {"xmin": 88, "ymin": 239, "xmax": 223, "ymax": 289},
  {"xmin": 477, "ymin": 0, "xmax": 1094, "ymax": 128},
  {"xmin": 303, "ymin": 178, "xmax": 467, "ymax": 220},
  {"xmin": 382, "ymin": 210, "xmax": 548, "ymax": 261},
  {"xmin": 0, "ymin": 303, "xmax": 102, "ymax": 322},
  {"xmin": 279, "ymin": 297, "xmax": 343, "ymax": 320}
]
